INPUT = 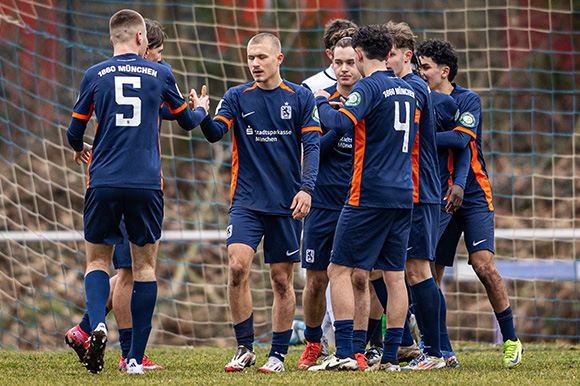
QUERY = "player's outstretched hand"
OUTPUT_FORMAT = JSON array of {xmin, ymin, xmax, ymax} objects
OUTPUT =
[
  {"xmin": 73, "ymin": 142, "xmax": 92, "ymax": 165},
  {"xmin": 444, "ymin": 184, "xmax": 464, "ymax": 213},
  {"xmin": 313, "ymin": 89, "xmax": 330, "ymax": 100},
  {"xmin": 290, "ymin": 190, "xmax": 312, "ymax": 220},
  {"xmin": 189, "ymin": 85, "xmax": 210, "ymax": 115}
]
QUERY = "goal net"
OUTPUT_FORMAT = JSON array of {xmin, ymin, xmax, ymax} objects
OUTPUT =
[{"xmin": 0, "ymin": 0, "xmax": 578, "ymax": 349}]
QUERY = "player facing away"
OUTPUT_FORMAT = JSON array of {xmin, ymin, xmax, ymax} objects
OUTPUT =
[
  {"xmin": 195, "ymin": 33, "xmax": 321, "ymax": 373},
  {"xmin": 416, "ymin": 38, "xmax": 523, "ymax": 368},
  {"xmin": 66, "ymin": 9, "xmax": 209, "ymax": 374},
  {"xmin": 383, "ymin": 21, "xmax": 444, "ymax": 370},
  {"xmin": 65, "ymin": 18, "xmax": 171, "ymax": 372},
  {"xmin": 297, "ymin": 31, "xmax": 362, "ymax": 370},
  {"xmin": 302, "ymin": 18, "xmax": 358, "ymax": 92},
  {"xmin": 309, "ymin": 24, "xmax": 417, "ymax": 373}
]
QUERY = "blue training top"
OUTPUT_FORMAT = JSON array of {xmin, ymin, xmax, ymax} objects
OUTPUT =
[
  {"xmin": 312, "ymin": 83, "xmax": 354, "ymax": 210},
  {"xmin": 67, "ymin": 53, "xmax": 206, "ymax": 190},
  {"xmin": 317, "ymin": 70, "xmax": 417, "ymax": 209},
  {"xmin": 200, "ymin": 80, "xmax": 321, "ymax": 215}
]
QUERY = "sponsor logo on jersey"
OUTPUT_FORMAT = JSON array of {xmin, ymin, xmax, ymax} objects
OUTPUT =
[
  {"xmin": 459, "ymin": 112, "xmax": 476, "ymax": 127},
  {"xmin": 305, "ymin": 249, "xmax": 315, "ymax": 263},
  {"xmin": 246, "ymin": 125, "xmax": 254, "ymax": 135},
  {"xmin": 345, "ymin": 91, "xmax": 361, "ymax": 106},
  {"xmin": 281, "ymin": 102, "xmax": 292, "ymax": 119}
]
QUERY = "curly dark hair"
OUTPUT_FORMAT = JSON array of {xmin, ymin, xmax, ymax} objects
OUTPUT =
[
  {"xmin": 323, "ymin": 19, "xmax": 358, "ymax": 49},
  {"xmin": 415, "ymin": 38, "xmax": 458, "ymax": 82},
  {"xmin": 351, "ymin": 24, "xmax": 393, "ymax": 61}
]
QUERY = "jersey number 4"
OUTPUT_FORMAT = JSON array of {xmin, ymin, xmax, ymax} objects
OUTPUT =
[
  {"xmin": 115, "ymin": 76, "xmax": 141, "ymax": 127},
  {"xmin": 394, "ymin": 100, "xmax": 410, "ymax": 153}
]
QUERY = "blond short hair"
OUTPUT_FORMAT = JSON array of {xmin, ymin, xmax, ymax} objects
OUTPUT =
[
  {"xmin": 109, "ymin": 9, "xmax": 145, "ymax": 45},
  {"xmin": 247, "ymin": 33, "xmax": 281, "ymax": 54},
  {"xmin": 386, "ymin": 21, "xmax": 417, "ymax": 52}
]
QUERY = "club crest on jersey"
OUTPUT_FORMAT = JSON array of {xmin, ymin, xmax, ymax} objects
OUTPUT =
[
  {"xmin": 312, "ymin": 106, "xmax": 320, "ymax": 123},
  {"xmin": 305, "ymin": 249, "xmax": 315, "ymax": 263},
  {"xmin": 226, "ymin": 225, "xmax": 233, "ymax": 239},
  {"xmin": 345, "ymin": 91, "xmax": 361, "ymax": 106},
  {"xmin": 281, "ymin": 102, "xmax": 292, "ymax": 119},
  {"xmin": 459, "ymin": 112, "xmax": 476, "ymax": 127}
]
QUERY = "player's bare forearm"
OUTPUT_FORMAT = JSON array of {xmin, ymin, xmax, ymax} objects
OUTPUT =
[
  {"xmin": 290, "ymin": 190, "xmax": 311, "ymax": 220},
  {"xmin": 444, "ymin": 184, "xmax": 464, "ymax": 213}
]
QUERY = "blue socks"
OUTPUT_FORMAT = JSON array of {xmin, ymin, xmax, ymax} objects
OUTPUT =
[
  {"xmin": 382, "ymin": 327, "xmax": 403, "ymax": 364},
  {"xmin": 84, "ymin": 270, "xmax": 110, "ymax": 331},
  {"xmin": 410, "ymin": 278, "xmax": 441, "ymax": 357},
  {"xmin": 401, "ymin": 315, "xmax": 415, "ymax": 346},
  {"xmin": 79, "ymin": 311, "xmax": 92, "ymax": 335},
  {"xmin": 127, "ymin": 280, "xmax": 157, "ymax": 365},
  {"xmin": 366, "ymin": 317, "xmax": 382, "ymax": 345},
  {"xmin": 269, "ymin": 329, "xmax": 293, "ymax": 362},
  {"xmin": 371, "ymin": 278, "xmax": 388, "ymax": 310},
  {"xmin": 304, "ymin": 324, "xmax": 322, "ymax": 344},
  {"xmin": 334, "ymin": 319, "xmax": 354, "ymax": 359},
  {"xmin": 118, "ymin": 328, "xmax": 132, "ymax": 358},
  {"xmin": 353, "ymin": 329, "xmax": 367, "ymax": 354},
  {"xmin": 438, "ymin": 287, "xmax": 454, "ymax": 353},
  {"xmin": 234, "ymin": 314, "xmax": 254, "ymax": 350},
  {"xmin": 495, "ymin": 306, "xmax": 518, "ymax": 342}
]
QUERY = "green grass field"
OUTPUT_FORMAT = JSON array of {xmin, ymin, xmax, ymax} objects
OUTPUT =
[{"xmin": 1, "ymin": 343, "xmax": 579, "ymax": 385}]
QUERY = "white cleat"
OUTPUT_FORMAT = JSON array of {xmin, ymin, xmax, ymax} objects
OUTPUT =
[
  {"xmin": 308, "ymin": 354, "xmax": 358, "ymax": 371},
  {"xmin": 126, "ymin": 358, "xmax": 145, "ymax": 375}
]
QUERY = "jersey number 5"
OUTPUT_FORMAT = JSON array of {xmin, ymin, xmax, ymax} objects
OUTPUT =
[
  {"xmin": 115, "ymin": 76, "xmax": 141, "ymax": 127},
  {"xmin": 394, "ymin": 100, "xmax": 410, "ymax": 153}
]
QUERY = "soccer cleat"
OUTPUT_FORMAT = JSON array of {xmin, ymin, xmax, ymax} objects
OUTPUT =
[
  {"xmin": 365, "ymin": 362, "xmax": 401, "ymax": 372},
  {"xmin": 502, "ymin": 339, "xmax": 523, "ymax": 368},
  {"xmin": 397, "ymin": 342, "xmax": 421, "ymax": 363},
  {"xmin": 83, "ymin": 324, "xmax": 108, "ymax": 374},
  {"xmin": 258, "ymin": 357, "xmax": 285, "ymax": 373},
  {"xmin": 119, "ymin": 355, "xmax": 165, "ymax": 371},
  {"xmin": 354, "ymin": 353, "xmax": 369, "ymax": 371},
  {"xmin": 401, "ymin": 353, "xmax": 446, "ymax": 370},
  {"xmin": 126, "ymin": 358, "xmax": 145, "ymax": 375},
  {"xmin": 64, "ymin": 324, "xmax": 90, "ymax": 363},
  {"xmin": 364, "ymin": 345, "xmax": 383, "ymax": 365},
  {"xmin": 442, "ymin": 350, "xmax": 459, "ymax": 368},
  {"xmin": 308, "ymin": 354, "xmax": 358, "ymax": 371},
  {"xmin": 224, "ymin": 345, "xmax": 256, "ymax": 372},
  {"xmin": 297, "ymin": 342, "xmax": 321, "ymax": 370}
]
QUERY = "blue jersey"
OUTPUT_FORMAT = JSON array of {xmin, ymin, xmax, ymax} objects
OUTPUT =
[
  {"xmin": 402, "ymin": 72, "xmax": 440, "ymax": 205},
  {"xmin": 67, "ymin": 53, "xmax": 206, "ymax": 190},
  {"xmin": 432, "ymin": 91, "xmax": 459, "ymax": 200},
  {"xmin": 312, "ymin": 84, "xmax": 353, "ymax": 210},
  {"xmin": 201, "ymin": 80, "xmax": 321, "ymax": 215},
  {"xmin": 317, "ymin": 70, "xmax": 416, "ymax": 209},
  {"xmin": 451, "ymin": 84, "xmax": 494, "ymax": 211}
]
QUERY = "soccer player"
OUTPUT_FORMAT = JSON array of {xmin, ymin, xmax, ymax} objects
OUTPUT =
[
  {"xmin": 309, "ymin": 24, "xmax": 417, "ymax": 372},
  {"xmin": 67, "ymin": 9, "xmax": 208, "ymax": 374},
  {"xmin": 297, "ymin": 30, "xmax": 362, "ymax": 370},
  {"xmin": 64, "ymin": 18, "xmax": 171, "ymax": 372},
  {"xmin": 196, "ymin": 33, "xmax": 321, "ymax": 373},
  {"xmin": 416, "ymin": 38, "xmax": 523, "ymax": 368},
  {"xmin": 302, "ymin": 19, "xmax": 358, "ymax": 92},
  {"xmin": 384, "ymin": 21, "xmax": 444, "ymax": 370}
]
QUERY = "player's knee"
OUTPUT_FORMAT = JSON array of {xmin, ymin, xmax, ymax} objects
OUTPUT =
[
  {"xmin": 270, "ymin": 272, "xmax": 293, "ymax": 295},
  {"xmin": 351, "ymin": 270, "xmax": 368, "ymax": 293},
  {"xmin": 229, "ymin": 262, "xmax": 249, "ymax": 287}
]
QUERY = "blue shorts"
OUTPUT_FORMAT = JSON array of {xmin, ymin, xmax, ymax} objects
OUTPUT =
[
  {"xmin": 84, "ymin": 187, "xmax": 163, "ymax": 247},
  {"xmin": 112, "ymin": 218, "xmax": 132, "ymax": 269},
  {"xmin": 436, "ymin": 208, "xmax": 495, "ymax": 267},
  {"xmin": 330, "ymin": 206, "xmax": 412, "ymax": 272},
  {"xmin": 302, "ymin": 207, "xmax": 341, "ymax": 270},
  {"xmin": 407, "ymin": 204, "xmax": 440, "ymax": 261},
  {"xmin": 226, "ymin": 206, "xmax": 301, "ymax": 264}
]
